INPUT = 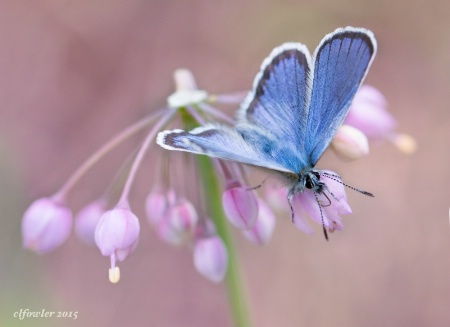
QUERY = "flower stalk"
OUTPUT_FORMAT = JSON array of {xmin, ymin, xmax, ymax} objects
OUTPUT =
[
  {"xmin": 183, "ymin": 111, "xmax": 251, "ymax": 327},
  {"xmin": 196, "ymin": 155, "xmax": 252, "ymax": 327},
  {"xmin": 53, "ymin": 110, "xmax": 165, "ymax": 202}
]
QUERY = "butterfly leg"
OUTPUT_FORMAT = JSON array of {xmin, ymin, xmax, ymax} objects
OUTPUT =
[{"xmin": 314, "ymin": 191, "xmax": 329, "ymax": 241}]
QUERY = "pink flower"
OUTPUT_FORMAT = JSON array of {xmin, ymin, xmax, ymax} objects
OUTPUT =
[
  {"xmin": 344, "ymin": 85, "xmax": 396, "ymax": 140},
  {"xmin": 292, "ymin": 171, "xmax": 351, "ymax": 235},
  {"xmin": 193, "ymin": 235, "xmax": 228, "ymax": 283},
  {"xmin": 21, "ymin": 197, "xmax": 72, "ymax": 254},
  {"xmin": 75, "ymin": 200, "xmax": 106, "ymax": 245},
  {"xmin": 331, "ymin": 125, "xmax": 369, "ymax": 161},
  {"xmin": 145, "ymin": 189, "xmax": 176, "ymax": 226},
  {"xmin": 222, "ymin": 180, "xmax": 258, "ymax": 229},
  {"xmin": 95, "ymin": 207, "xmax": 140, "ymax": 282},
  {"xmin": 264, "ymin": 184, "xmax": 289, "ymax": 212},
  {"xmin": 243, "ymin": 198, "xmax": 276, "ymax": 245},
  {"xmin": 156, "ymin": 198, "xmax": 199, "ymax": 245}
]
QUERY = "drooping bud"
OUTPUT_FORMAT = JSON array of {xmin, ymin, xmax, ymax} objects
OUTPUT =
[
  {"xmin": 193, "ymin": 235, "xmax": 228, "ymax": 283},
  {"xmin": 345, "ymin": 85, "xmax": 396, "ymax": 140},
  {"xmin": 264, "ymin": 184, "xmax": 289, "ymax": 212},
  {"xmin": 222, "ymin": 180, "xmax": 258, "ymax": 229},
  {"xmin": 145, "ymin": 189, "xmax": 174, "ymax": 226},
  {"xmin": 157, "ymin": 198, "xmax": 198, "ymax": 245},
  {"xmin": 331, "ymin": 125, "xmax": 369, "ymax": 160},
  {"xmin": 95, "ymin": 206, "xmax": 140, "ymax": 282},
  {"xmin": 243, "ymin": 198, "xmax": 276, "ymax": 245},
  {"xmin": 22, "ymin": 197, "xmax": 73, "ymax": 254},
  {"xmin": 75, "ymin": 199, "xmax": 106, "ymax": 245}
]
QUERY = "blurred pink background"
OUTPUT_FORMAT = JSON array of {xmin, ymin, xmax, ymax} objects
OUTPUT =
[{"xmin": 1, "ymin": 0, "xmax": 449, "ymax": 326}]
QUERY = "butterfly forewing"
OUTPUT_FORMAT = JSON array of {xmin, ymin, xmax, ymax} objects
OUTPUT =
[
  {"xmin": 238, "ymin": 43, "xmax": 312, "ymax": 171},
  {"xmin": 306, "ymin": 27, "xmax": 377, "ymax": 165}
]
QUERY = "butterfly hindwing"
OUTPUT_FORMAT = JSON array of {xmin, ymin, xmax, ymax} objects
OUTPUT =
[
  {"xmin": 157, "ymin": 124, "xmax": 296, "ymax": 174},
  {"xmin": 306, "ymin": 27, "xmax": 377, "ymax": 165}
]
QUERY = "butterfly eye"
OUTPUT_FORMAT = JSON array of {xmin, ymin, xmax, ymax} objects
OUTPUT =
[
  {"xmin": 305, "ymin": 172, "xmax": 320, "ymax": 189},
  {"xmin": 305, "ymin": 177, "xmax": 314, "ymax": 189}
]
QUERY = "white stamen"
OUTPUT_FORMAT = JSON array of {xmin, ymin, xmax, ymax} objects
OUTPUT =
[
  {"xmin": 391, "ymin": 133, "xmax": 417, "ymax": 154},
  {"xmin": 109, "ymin": 266, "xmax": 120, "ymax": 283}
]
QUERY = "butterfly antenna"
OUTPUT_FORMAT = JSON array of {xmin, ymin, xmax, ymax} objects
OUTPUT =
[
  {"xmin": 320, "ymin": 172, "xmax": 374, "ymax": 197},
  {"xmin": 314, "ymin": 191, "xmax": 329, "ymax": 241},
  {"xmin": 246, "ymin": 177, "xmax": 267, "ymax": 191},
  {"xmin": 287, "ymin": 194, "xmax": 295, "ymax": 223}
]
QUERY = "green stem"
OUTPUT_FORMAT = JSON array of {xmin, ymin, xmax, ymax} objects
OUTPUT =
[
  {"xmin": 196, "ymin": 153, "xmax": 252, "ymax": 327},
  {"xmin": 181, "ymin": 107, "xmax": 251, "ymax": 327}
]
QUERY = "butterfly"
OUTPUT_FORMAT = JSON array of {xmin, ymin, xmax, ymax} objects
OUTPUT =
[{"xmin": 157, "ymin": 27, "xmax": 377, "ymax": 238}]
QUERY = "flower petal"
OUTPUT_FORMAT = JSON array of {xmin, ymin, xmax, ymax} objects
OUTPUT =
[
  {"xmin": 95, "ymin": 208, "xmax": 140, "ymax": 259},
  {"xmin": 193, "ymin": 236, "xmax": 228, "ymax": 283},
  {"xmin": 22, "ymin": 198, "xmax": 72, "ymax": 254},
  {"xmin": 243, "ymin": 198, "xmax": 276, "ymax": 245},
  {"xmin": 222, "ymin": 185, "xmax": 258, "ymax": 229}
]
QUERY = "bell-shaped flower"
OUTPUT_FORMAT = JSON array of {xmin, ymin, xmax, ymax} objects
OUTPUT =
[
  {"xmin": 75, "ymin": 199, "xmax": 106, "ymax": 245},
  {"xmin": 292, "ymin": 171, "xmax": 351, "ymax": 234},
  {"xmin": 145, "ymin": 189, "xmax": 175, "ymax": 226},
  {"xmin": 95, "ymin": 206, "xmax": 140, "ymax": 282},
  {"xmin": 193, "ymin": 235, "xmax": 228, "ymax": 283},
  {"xmin": 331, "ymin": 125, "xmax": 369, "ymax": 160},
  {"xmin": 243, "ymin": 198, "xmax": 276, "ymax": 245},
  {"xmin": 345, "ymin": 85, "xmax": 417, "ymax": 154},
  {"xmin": 21, "ymin": 197, "xmax": 72, "ymax": 254},
  {"xmin": 345, "ymin": 85, "xmax": 397, "ymax": 140},
  {"xmin": 156, "ymin": 197, "xmax": 198, "ymax": 245},
  {"xmin": 222, "ymin": 179, "xmax": 258, "ymax": 229},
  {"xmin": 264, "ymin": 184, "xmax": 289, "ymax": 212}
]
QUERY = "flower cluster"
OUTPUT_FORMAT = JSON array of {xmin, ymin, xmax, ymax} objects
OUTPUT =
[
  {"xmin": 21, "ymin": 69, "xmax": 411, "ymax": 283},
  {"xmin": 331, "ymin": 85, "xmax": 417, "ymax": 159}
]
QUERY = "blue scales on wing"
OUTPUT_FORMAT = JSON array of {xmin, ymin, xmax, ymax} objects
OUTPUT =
[
  {"xmin": 157, "ymin": 27, "xmax": 377, "ymax": 178},
  {"xmin": 157, "ymin": 124, "xmax": 297, "ymax": 174},
  {"xmin": 305, "ymin": 28, "xmax": 377, "ymax": 165},
  {"xmin": 238, "ymin": 43, "xmax": 312, "ymax": 173}
]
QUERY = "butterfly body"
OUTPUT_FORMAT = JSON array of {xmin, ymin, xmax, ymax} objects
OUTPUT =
[{"xmin": 157, "ymin": 27, "xmax": 377, "ymax": 215}]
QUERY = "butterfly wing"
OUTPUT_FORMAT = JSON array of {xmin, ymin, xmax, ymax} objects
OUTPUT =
[
  {"xmin": 158, "ymin": 43, "xmax": 315, "ymax": 175},
  {"xmin": 238, "ymin": 43, "xmax": 313, "ymax": 172},
  {"xmin": 157, "ymin": 124, "xmax": 297, "ymax": 174},
  {"xmin": 306, "ymin": 27, "xmax": 377, "ymax": 165},
  {"xmin": 158, "ymin": 28, "xmax": 377, "ymax": 175}
]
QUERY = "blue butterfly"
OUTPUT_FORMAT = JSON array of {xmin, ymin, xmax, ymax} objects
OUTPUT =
[{"xmin": 157, "ymin": 27, "xmax": 377, "ymax": 238}]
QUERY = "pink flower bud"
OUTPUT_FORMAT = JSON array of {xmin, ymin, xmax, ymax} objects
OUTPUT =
[
  {"xmin": 75, "ymin": 200, "xmax": 106, "ymax": 245},
  {"xmin": 157, "ymin": 198, "xmax": 198, "ymax": 245},
  {"xmin": 193, "ymin": 236, "xmax": 228, "ymax": 283},
  {"xmin": 95, "ymin": 207, "xmax": 140, "ymax": 265},
  {"xmin": 145, "ymin": 190, "xmax": 170, "ymax": 226},
  {"xmin": 21, "ymin": 197, "xmax": 73, "ymax": 254},
  {"xmin": 264, "ymin": 184, "xmax": 289, "ymax": 212},
  {"xmin": 243, "ymin": 198, "xmax": 276, "ymax": 245},
  {"xmin": 345, "ymin": 85, "xmax": 396, "ymax": 140},
  {"xmin": 222, "ymin": 180, "xmax": 258, "ymax": 229},
  {"xmin": 331, "ymin": 125, "xmax": 369, "ymax": 160}
]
